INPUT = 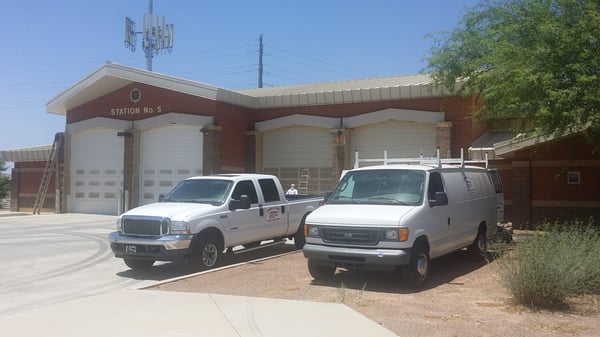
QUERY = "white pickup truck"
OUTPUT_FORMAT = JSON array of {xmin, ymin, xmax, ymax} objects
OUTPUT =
[{"xmin": 109, "ymin": 174, "xmax": 322, "ymax": 270}]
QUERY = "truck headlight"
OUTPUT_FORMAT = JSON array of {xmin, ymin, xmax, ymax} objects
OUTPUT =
[
  {"xmin": 170, "ymin": 221, "xmax": 191, "ymax": 235},
  {"xmin": 384, "ymin": 228, "xmax": 409, "ymax": 242},
  {"xmin": 116, "ymin": 218, "xmax": 122, "ymax": 231}
]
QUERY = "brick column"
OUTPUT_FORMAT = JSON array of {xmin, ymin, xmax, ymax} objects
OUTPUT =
[
  {"xmin": 245, "ymin": 131, "xmax": 256, "ymax": 173},
  {"xmin": 120, "ymin": 130, "xmax": 134, "ymax": 211},
  {"xmin": 436, "ymin": 122, "xmax": 453, "ymax": 158},
  {"xmin": 202, "ymin": 125, "xmax": 222, "ymax": 175},
  {"xmin": 512, "ymin": 161, "xmax": 531, "ymax": 228},
  {"xmin": 331, "ymin": 128, "xmax": 349, "ymax": 181}
]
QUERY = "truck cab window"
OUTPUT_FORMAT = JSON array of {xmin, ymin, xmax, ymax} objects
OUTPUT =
[
  {"xmin": 231, "ymin": 180, "xmax": 259, "ymax": 204},
  {"xmin": 258, "ymin": 178, "xmax": 281, "ymax": 202},
  {"xmin": 428, "ymin": 172, "xmax": 444, "ymax": 200}
]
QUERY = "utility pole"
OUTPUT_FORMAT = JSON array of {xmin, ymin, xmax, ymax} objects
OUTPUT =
[
  {"xmin": 258, "ymin": 34, "xmax": 264, "ymax": 88},
  {"xmin": 124, "ymin": 0, "xmax": 174, "ymax": 71}
]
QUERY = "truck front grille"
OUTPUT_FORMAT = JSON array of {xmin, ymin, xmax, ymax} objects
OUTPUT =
[
  {"xmin": 321, "ymin": 227, "xmax": 380, "ymax": 245},
  {"xmin": 122, "ymin": 216, "xmax": 169, "ymax": 236}
]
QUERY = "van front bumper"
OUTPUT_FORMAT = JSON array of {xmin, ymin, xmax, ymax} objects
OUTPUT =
[
  {"xmin": 303, "ymin": 243, "xmax": 411, "ymax": 271},
  {"xmin": 108, "ymin": 231, "xmax": 194, "ymax": 262}
]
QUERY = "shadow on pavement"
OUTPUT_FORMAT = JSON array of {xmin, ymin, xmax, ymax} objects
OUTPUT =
[
  {"xmin": 310, "ymin": 249, "xmax": 492, "ymax": 294},
  {"xmin": 115, "ymin": 242, "xmax": 299, "ymax": 282}
]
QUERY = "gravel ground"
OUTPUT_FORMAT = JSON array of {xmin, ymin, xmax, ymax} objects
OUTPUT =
[{"xmin": 151, "ymin": 243, "xmax": 600, "ymax": 337}]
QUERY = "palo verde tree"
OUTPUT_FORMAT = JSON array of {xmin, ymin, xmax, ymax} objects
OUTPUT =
[{"xmin": 426, "ymin": 0, "xmax": 600, "ymax": 143}]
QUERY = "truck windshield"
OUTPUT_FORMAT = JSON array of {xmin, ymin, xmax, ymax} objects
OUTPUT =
[
  {"xmin": 327, "ymin": 169, "xmax": 425, "ymax": 205},
  {"xmin": 162, "ymin": 179, "xmax": 232, "ymax": 205}
]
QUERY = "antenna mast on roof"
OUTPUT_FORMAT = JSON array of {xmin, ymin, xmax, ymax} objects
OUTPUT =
[{"xmin": 124, "ymin": 0, "xmax": 174, "ymax": 71}]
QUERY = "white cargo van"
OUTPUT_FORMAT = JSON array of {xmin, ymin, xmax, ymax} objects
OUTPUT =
[{"xmin": 303, "ymin": 151, "xmax": 501, "ymax": 287}]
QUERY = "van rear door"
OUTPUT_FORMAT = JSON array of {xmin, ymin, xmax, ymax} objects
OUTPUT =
[{"xmin": 488, "ymin": 169, "xmax": 504, "ymax": 224}]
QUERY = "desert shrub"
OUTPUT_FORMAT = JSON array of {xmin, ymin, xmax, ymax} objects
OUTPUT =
[{"xmin": 496, "ymin": 220, "xmax": 600, "ymax": 308}]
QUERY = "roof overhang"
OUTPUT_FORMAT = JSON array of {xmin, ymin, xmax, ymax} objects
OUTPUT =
[
  {"xmin": 1, "ymin": 145, "xmax": 52, "ymax": 162},
  {"xmin": 46, "ymin": 62, "xmax": 223, "ymax": 116}
]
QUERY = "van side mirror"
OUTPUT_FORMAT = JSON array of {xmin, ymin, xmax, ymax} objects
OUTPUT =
[
  {"xmin": 429, "ymin": 192, "xmax": 448, "ymax": 207},
  {"xmin": 229, "ymin": 195, "xmax": 251, "ymax": 210}
]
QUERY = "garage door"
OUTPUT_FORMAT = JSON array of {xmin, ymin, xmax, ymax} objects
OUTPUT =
[
  {"xmin": 69, "ymin": 128, "xmax": 124, "ymax": 215},
  {"xmin": 139, "ymin": 125, "xmax": 203, "ymax": 205},
  {"xmin": 350, "ymin": 121, "xmax": 437, "ymax": 165},
  {"xmin": 262, "ymin": 126, "xmax": 334, "ymax": 194}
]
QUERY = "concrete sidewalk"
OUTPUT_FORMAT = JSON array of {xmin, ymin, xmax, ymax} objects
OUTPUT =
[{"xmin": 1, "ymin": 289, "xmax": 399, "ymax": 337}]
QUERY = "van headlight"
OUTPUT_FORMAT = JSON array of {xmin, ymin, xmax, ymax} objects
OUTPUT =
[
  {"xmin": 306, "ymin": 225, "xmax": 320, "ymax": 237},
  {"xmin": 170, "ymin": 221, "xmax": 191, "ymax": 234},
  {"xmin": 384, "ymin": 228, "xmax": 409, "ymax": 242}
]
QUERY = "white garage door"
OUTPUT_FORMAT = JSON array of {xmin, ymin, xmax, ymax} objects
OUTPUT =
[
  {"xmin": 262, "ymin": 126, "xmax": 333, "ymax": 194},
  {"xmin": 69, "ymin": 128, "xmax": 124, "ymax": 215},
  {"xmin": 139, "ymin": 125, "xmax": 203, "ymax": 205},
  {"xmin": 350, "ymin": 121, "xmax": 437, "ymax": 165}
]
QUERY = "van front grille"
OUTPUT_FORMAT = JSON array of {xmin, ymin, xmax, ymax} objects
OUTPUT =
[{"xmin": 321, "ymin": 227, "xmax": 380, "ymax": 245}]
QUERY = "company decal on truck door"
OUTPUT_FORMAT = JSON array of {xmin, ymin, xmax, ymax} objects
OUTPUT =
[{"xmin": 265, "ymin": 207, "xmax": 282, "ymax": 222}]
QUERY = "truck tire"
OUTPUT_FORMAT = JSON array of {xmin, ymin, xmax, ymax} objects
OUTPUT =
[
  {"xmin": 124, "ymin": 258, "xmax": 154, "ymax": 270},
  {"xmin": 467, "ymin": 228, "xmax": 486, "ymax": 259},
  {"xmin": 293, "ymin": 224, "xmax": 306, "ymax": 249},
  {"xmin": 307, "ymin": 260, "xmax": 335, "ymax": 280},
  {"xmin": 403, "ymin": 242, "xmax": 429, "ymax": 288},
  {"xmin": 191, "ymin": 235, "xmax": 222, "ymax": 270}
]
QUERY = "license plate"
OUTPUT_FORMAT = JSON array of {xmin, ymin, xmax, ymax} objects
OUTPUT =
[{"xmin": 125, "ymin": 245, "xmax": 137, "ymax": 254}]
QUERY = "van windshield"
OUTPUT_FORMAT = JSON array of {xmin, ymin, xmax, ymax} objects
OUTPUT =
[{"xmin": 328, "ymin": 169, "xmax": 425, "ymax": 205}]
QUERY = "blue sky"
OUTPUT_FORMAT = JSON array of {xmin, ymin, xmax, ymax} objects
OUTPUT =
[{"xmin": 0, "ymin": 0, "xmax": 479, "ymax": 158}]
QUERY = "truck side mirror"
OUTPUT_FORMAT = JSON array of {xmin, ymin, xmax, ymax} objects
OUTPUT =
[
  {"xmin": 429, "ymin": 192, "xmax": 448, "ymax": 207},
  {"xmin": 323, "ymin": 191, "xmax": 332, "ymax": 201},
  {"xmin": 158, "ymin": 193, "xmax": 165, "ymax": 202},
  {"xmin": 229, "ymin": 195, "xmax": 251, "ymax": 210}
]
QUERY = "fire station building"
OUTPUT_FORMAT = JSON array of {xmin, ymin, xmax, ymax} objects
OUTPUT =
[{"xmin": 3, "ymin": 62, "xmax": 599, "ymax": 227}]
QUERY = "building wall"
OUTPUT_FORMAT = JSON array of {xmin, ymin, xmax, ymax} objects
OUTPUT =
[
  {"xmin": 250, "ymin": 96, "xmax": 479, "ymax": 157},
  {"xmin": 496, "ymin": 134, "xmax": 600, "ymax": 228},
  {"xmin": 10, "ymin": 161, "xmax": 56, "ymax": 212}
]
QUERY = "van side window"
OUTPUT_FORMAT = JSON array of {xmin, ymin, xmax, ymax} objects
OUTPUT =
[
  {"xmin": 488, "ymin": 170, "xmax": 503, "ymax": 193},
  {"xmin": 258, "ymin": 178, "xmax": 281, "ymax": 202},
  {"xmin": 231, "ymin": 180, "xmax": 259, "ymax": 204},
  {"xmin": 428, "ymin": 172, "xmax": 444, "ymax": 200}
]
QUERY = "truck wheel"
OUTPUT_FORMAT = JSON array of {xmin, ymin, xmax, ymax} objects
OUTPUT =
[
  {"xmin": 192, "ymin": 235, "xmax": 222, "ymax": 270},
  {"xmin": 403, "ymin": 242, "xmax": 429, "ymax": 288},
  {"xmin": 293, "ymin": 224, "xmax": 306, "ymax": 249},
  {"xmin": 307, "ymin": 260, "xmax": 335, "ymax": 280},
  {"xmin": 124, "ymin": 258, "xmax": 154, "ymax": 270},
  {"xmin": 467, "ymin": 229, "xmax": 486, "ymax": 258}
]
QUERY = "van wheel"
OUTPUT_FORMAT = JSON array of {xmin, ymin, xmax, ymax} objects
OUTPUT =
[
  {"xmin": 403, "ymin": 242, "xmax": 429, "ymax": 288},
  {"xmin": 467, "ymin": 230, "xmax": 486, "ymax": 258},
  {"xmin": 307, "ymin": 260, "xmax": 335, "ymax": 280},
  {"xmin": 124, "ymin": 258, "xmax": 154, "ymax": 270},
  {"xmin": 191, "ymin": 235, "xmax": 222, "ymax": 270}
]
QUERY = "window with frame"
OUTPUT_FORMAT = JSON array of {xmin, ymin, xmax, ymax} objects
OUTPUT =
[
  {"xmin": 231, "ymin": 180, "xmax": 259, "ymax": 204},
  {"xmin": 258, "ymin": 178, "xmax": 281, "ymax": 202}
]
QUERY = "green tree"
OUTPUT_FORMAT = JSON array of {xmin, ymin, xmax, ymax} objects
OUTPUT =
[
  {"xmin": 0, "ymin": 158, "xmax": 9, "ymax": 200},
  {"xmin": 426, "ymin": 0, "xmax": 600, "ymax": 142}
]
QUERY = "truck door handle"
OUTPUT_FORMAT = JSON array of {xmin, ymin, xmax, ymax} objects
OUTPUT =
[
  {"xmin": 447, "ymin": 217, "xmax": 451, "ymax": 226},
  {"xmin": 259, "ymin": 205, "xmax": 264, "ymax": 217}
]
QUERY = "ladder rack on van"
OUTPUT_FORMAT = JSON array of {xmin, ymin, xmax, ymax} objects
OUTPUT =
[{"xmin": 353, "ymin": 148, "xmax": 488, "ymax": 169}]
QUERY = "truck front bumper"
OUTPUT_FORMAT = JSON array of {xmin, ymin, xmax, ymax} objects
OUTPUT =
[
  {"xmin": 108, "ymin": 231, "xmax": 194, "ymax": 262},
  {"xmin": 303, "ymin": 243, "xmax": 411, "ymax": 272}
]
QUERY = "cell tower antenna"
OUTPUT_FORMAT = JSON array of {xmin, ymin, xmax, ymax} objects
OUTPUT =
[{"xmin": 124, "ymin": 0, "xmax": 174, "ymax": 71}]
